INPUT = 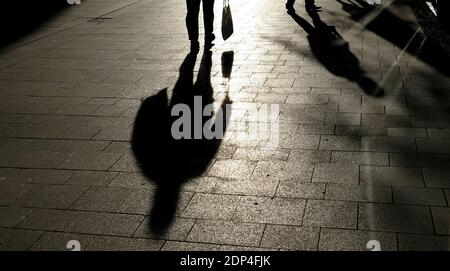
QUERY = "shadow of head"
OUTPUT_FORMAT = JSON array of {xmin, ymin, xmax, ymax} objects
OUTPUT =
[{"xmin": 131, "ymin": 51, "xmax": 233, "ymax": 235}]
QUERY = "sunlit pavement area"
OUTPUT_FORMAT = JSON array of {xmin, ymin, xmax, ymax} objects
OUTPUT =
[{"xmin": 0, "ymin": 0, "xmax": 449, "ymax": 251}]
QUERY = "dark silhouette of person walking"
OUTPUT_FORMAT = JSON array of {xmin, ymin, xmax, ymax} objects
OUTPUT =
[
  {"xmin": 286, "ymin": 6, "xmax": 384, "ymax": 96},
  {"xmin": 186, "ymin": 0, "xmax": 216, "ymax": 51},
  {"xmin": 286, "ymin": 0, "xmax": 321, "ymax": 12}
]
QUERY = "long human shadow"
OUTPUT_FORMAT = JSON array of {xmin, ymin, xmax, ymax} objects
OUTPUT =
[
  {"xmin": 336, "ymin": 0, "xmax": 450, "ymax": 76},
  {"xmin": 287, "ymin": 8, "xmax": 384, "ymax": 96},
  {"xmin": 132, "ymin": 50, "xmax": 232, "ymax": 235},
  {"xmin": 0, "ymin": 1, "xmax": 68, "ymax": 51}
]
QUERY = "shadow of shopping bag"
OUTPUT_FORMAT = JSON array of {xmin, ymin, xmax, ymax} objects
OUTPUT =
[{"xmin": 221, "ymin": 0, "xmax": 234, "ymax": 40}]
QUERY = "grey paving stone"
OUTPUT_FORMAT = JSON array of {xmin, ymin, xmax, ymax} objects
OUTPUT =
[
  {"xmin": 312, "ymin": 163, "xmax": 359, "ymax": 184},
  {"xmin": 219, "ymin": 245, "xmax": 275, "ymax": 251},
  {"xmin": 120, "ymin": 190, "xmax": 192, "ymax": 216},
  {"xmin": 325, "ymin": 184, "xmax": 392, "ymax": 203},
  {"xmin": 339, "ymin": 104, "xmax": 384, "ymax": 114},
  {"xmin": 303, "ymin": 200, "xmax": 358, "ymax": 229},
  {"xmin": 0, "ymin": 150, "xmax": 67, "ymax": 169},
  {"xmin": 319, "ymin": 135, "xmax": 360, "ymax": 151},
  {"xmin": 0, "ymin": 0, "xmax": 448, "ymax": 251},
  {"xmin": 277, "ymin": 181, "xmax": 325, "ymax": 199},
  {"xmin": 66, "ymin": 171, "xmax": 118, "ymax": 186},
  {"xmin": 0, "ymin": 228, "xmax": 42, "ymax": 251},
  {"xmin": 319, "ymin": 228, "xmax": 397, "ymax": 251},
  {"xmin": 387, "ymin": 128, "xmax": 427, "ymax": 138},
  {"xmin": 57, "ymin": 152, "xmax": 123, "ymax": 170},
  {"xmin": 162, "ymin": 241, "xmax": 221, "ymax": 251},
  {"xmin": 186, "ymin": 220, "xmax": 265, "ymax": 247},
  {"xmin": 445, "ymin": 189, "xmax": 450, "ymax": 205},
  {"xmin": 94, "ymin": 126, "xmax": 132, "ymax": 141},
  {"xmin": 0, "ymin": 207, "xmax": 34, "ymax": 227},
  {"xmin": 233, "ymin": 147, "xmax": 289, "ymax": 161},
  {"xmin": 296, "ymin": 124, "xmax": 334, "ymax": 135},
  {"xmin": 426, "ymin": 128, "xmax": 450, "ymax": 138},
  {"xmin": 398, "ymin": 234, "xmax": 450, "ymax": 251},
  {"xmin": 134, "ymin": 217, "xmax": 195, "ymax": 241},
  {"xmin": 30, "ymin": 232, "xmax": 164, "ymax": 251},
  {"xmin": 335, "ymin": 125, "xmax": 387, "ymax": 136},
  {"xmin": 362, "ymin": 114, "xmax": 411, "ymax": 127},
  {"xmin": 422, "ymin": 168, "xmax": 450, "ymax": 188},
  {"xmin": 19, "ymin": 208, "xmax": 144, "ymax": 236},
  {"xmin": 18, "ymin": 209, "xmax": 78, "ymax": 231},
  {"xmin": 0, "ymin": 182, "xmax": 26, "ymax": 206},
  {"xmin": 288, "ymin": 149, "xmax": 331, "ymax": 164},
  {"xmin": 279, "ymin": 111, "xmax": 324, "ymax": 125},
  {"xmin": 431, "ymin": 207, "xmax": 450, "ymax": 235},
  {"xmin": 360, "ymin": 166, "xmax": 424, "ymax": 187},
  {"xmin": 278, "ymin": 134, "xmax": 320, "ymax": 149},
  {"xmin": 252, "ymin": 160, "xmax": 313, "ymax": 182},
  {"xmin": 181, "ymin": 177, "xmax": 220, "ymax": 193},
  {"xmin": 325, "ymin": 113, "xmax": 361, "ymax": 126},
  {"xmin": 234, "ymin": 196, "xmax": 306, "ymax": 225},
  {"xmin": 260, "ymin": 225, "xmax": 320, "ymax": 251},
  {"xmin": 67, "ymin": 212, "xmax": 144, "ymax": 237},
  {"xmin": 15, "ymin": 184, "xmax": 88, "ymax": 209},
  {"xmin": 361, "ymin": 136, "xmax": 416, "ymax": 153},
  {"xmin": 417, "ymin": 139, "xmax": 450, "ymax": 154},
  {"xmin": 331, "ymin": 151, "xmax": 389, "ymax": 166},
  {"xmin": 393, "ymin": 187, "xmax": 447, "ymax": 206},
  {"xmin": 286, "ymin": 94, "xmax": 329, "ymax": 105},
  {"xmin": 209, "ymin": 159, "xmax": 255, "ymax": 179},
  {"xmin": 389, "ymin": 153, "xmax": 450, "ymax": 168},
  {"xmin": 0, "ymin": 168, "xmax": 74, "ymax": 185},
  {"xmin": 27, "ymin": 139, "xmax": 110, "ymax": 154},
  {"xmin": 71, "ymin": 187, "xmax": 134, "ymax": 212},
  {"xmin": 362, "ymin": 96, "xmax": 406, "ymax": 107},
  {"xmin": 182, "ymin": 193, "xmax": 241, "ymax": 220},
  {"xmin": 108, "ymin": 172, "xmax": 154, "ymax": 189},
  {"xmin": 213, "ymin": 178, "xmax": 279, "ymax": 197},
  {"xmin": 358, "ymin": 203, "xmax": 434, "ymax": 234}
]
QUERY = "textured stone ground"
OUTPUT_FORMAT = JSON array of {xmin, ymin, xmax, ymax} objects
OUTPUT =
[{"xmin": 0, "ymin": 0, "xmax": 449, "ymax": 251}]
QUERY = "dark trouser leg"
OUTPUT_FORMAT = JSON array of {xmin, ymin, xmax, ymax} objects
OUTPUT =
[
  {"xmin": 202, "ymin": 0, "xmax": 215, "ymax": 40},
  {"xmin": 186, "ymin": 0, "xmax": 201, "ymax": 41},
  {"xmin": 286, "ymin": 0, "xmax": 295, "ymax": 11},
  {"xmin": 305, "ymin": 0, "xmax": 315, "ymax": 7}
]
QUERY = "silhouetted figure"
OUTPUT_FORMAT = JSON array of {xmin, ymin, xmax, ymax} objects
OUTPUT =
[
  {"xmin": 336, "ymin": 0, "xmax": 449, "ymax": 76},
  {"xmin": 132, "ymin": 50, "xmax": 232, "ymax": 235},
  {"xmin": 186, "ymin": 0, "xmax": 216, "ymax": 51},
  {"xmin": 286, "ymin": 0, "xmax": 321, "ymax": 12},
  {"xmin": 287, "ymin": 8, "xmax": 383, "ymax": 96}
]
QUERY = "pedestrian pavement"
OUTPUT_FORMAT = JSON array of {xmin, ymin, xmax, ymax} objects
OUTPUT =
[{"xmin": 0, "ymin": 0, "xmax": 449, "ymax": 251}]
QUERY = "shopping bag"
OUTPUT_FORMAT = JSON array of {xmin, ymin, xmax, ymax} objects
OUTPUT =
[{"xmin": 221, "ymin": 0, "xmax": 234, "ymax": 40}]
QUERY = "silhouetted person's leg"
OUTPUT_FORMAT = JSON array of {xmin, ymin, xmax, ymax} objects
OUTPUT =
[
  {"xmin": 194, "ymin": 50, "xmax": 214, "ymax": 102},
  {"xmin": 286, "ymin": 0, "xmax": 295, "ymax": 12},
  {"xmin": 186, "ymin": 0, "xmax": 201, "ymax": 51},
  {"xmin": 305, "ymin": 0, "xmax": 321, "ymax": 11},
  {"xmin": 203, "ymin": 0, "xmax": 215, "ymax": 47}
]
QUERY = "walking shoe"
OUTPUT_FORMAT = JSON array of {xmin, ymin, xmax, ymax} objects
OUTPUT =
[{"xmin": 205, "ymin": 34, "xmax": 215, "ymax": 49}]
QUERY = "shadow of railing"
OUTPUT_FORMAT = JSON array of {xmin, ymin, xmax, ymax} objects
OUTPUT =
[{"xmin": 336, "ymin": 0, "xmax": 450, "ymax": 76}]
